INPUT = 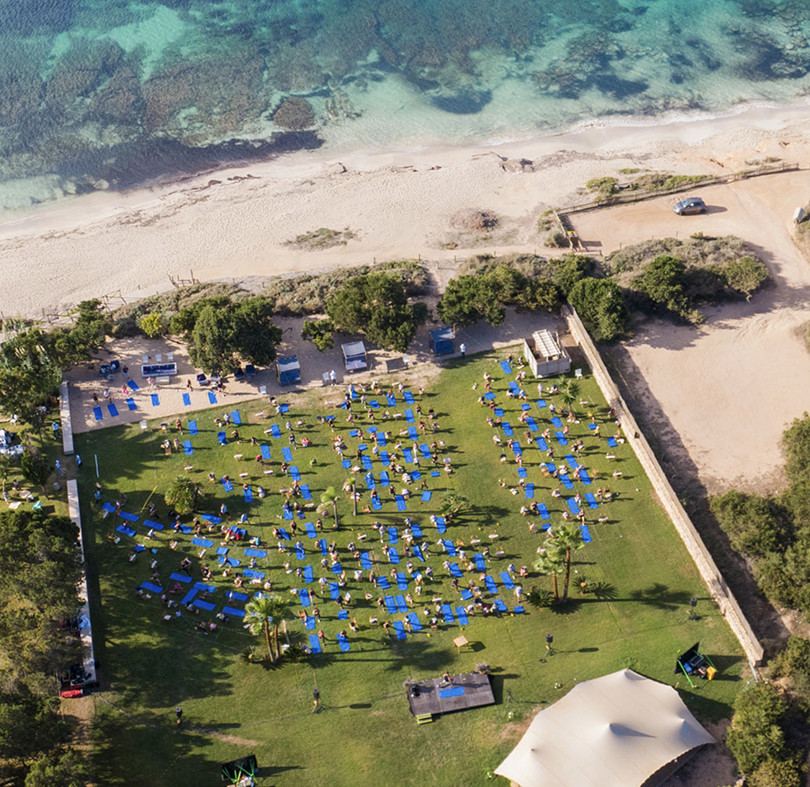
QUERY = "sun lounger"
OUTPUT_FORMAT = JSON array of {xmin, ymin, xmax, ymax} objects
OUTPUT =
[
  {"xmin": 150, "ymin": 394, "xmax": 160, "ymax": 406},
  {"xmin": 309, "ymin": 634, "xmax": 322, "ymax": 654},
  {"xmin": 170, "ymin": 572, "xmax": 192, "ymax": 584},
  {"xmin": 441, "ymin": 603, "xmax": 454, "ymax": 623},
  {"xmin": 500, "ymin": 571, "xmax": 515, "ymax": 590},
  {"xmin": 567, "ymin": 498, "xmax": 580, "ymax": 515},
  {"xmin": 93, "ymin": 407, "xmax": 103, "ymax": 421},
  {"xmin": 580, "ymin": 524, "xmax": 592, "ymax": 543},
  {"xmin": 208, "ymin": 392, "xmax": 217, "ymax": 404},
  {"xmin": 192, "ymin": 537, "xmax": 214, "ymax": 548}
]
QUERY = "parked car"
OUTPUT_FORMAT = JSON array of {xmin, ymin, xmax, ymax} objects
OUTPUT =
[{"xmin": 673, "ymin": 197, "xmax": 707, "ymax": 215}]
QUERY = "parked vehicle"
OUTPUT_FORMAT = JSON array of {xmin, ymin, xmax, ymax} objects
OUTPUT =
[{"xmin": 673, "ymin": 197, "xmax": 707, "ymax": 215}]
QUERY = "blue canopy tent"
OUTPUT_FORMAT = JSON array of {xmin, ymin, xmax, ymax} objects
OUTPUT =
[
  {"xmin": 342, "ymin": 341, "xmax": 368, "ymax": 373},
  {"xmin": 277, "ymin": 356, "xmax": 301, "ymax": 385},
  {"xmin": 429, "ymin": 327, "xmax": 455, "ymax": 355}
]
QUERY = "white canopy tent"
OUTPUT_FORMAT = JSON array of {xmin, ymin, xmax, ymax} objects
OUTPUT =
[{"xmin": 495, "ymin": 669, "xmax": 714, "ymax": 787}]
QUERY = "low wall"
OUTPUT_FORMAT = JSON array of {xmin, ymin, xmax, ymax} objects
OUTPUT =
[
  {"xmin": 562, "ymin": 306, "xmax": 764, "ymax": 671},
  {"xmin": 60, "ymin": 381, "xmax": 74, "ymax": 456}
]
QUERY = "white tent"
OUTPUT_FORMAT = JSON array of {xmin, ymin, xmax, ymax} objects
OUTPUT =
[{"xmin": 495, "ymin": 670, "xmax": 714, "ymax": 787}]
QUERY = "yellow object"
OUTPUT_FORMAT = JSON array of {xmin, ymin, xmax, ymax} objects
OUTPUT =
[{"xmin": 706, "ymin": 667, "xmax": 717, "ymax": 681}]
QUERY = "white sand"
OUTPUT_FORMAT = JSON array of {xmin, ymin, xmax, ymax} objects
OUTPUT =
[{"xmin": 6, "ymin": 102, "xmax": 810, "ymax": 494}]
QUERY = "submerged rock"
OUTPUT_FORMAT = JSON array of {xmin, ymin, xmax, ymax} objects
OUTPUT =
[{"xmin": 273, "ymin": 97, "xmax": 316, "ymax": 130}]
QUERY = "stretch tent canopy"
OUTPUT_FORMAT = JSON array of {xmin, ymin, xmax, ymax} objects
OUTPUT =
[{"xmin": 495, "ymin": 669, "xmax": 715, "ymax": 787}]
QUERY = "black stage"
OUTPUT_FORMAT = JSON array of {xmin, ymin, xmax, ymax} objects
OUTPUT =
[{"xmin": 407, "ymin": 672, "xmax": 495, "ymax": 716}]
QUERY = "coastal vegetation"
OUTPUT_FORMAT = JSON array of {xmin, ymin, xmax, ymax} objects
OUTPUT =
[
  {"xmin": 284, "ymin": 227, "xmax": 358, "ymax": 251},
  {"xmin": 584, "ymin": 172, "xmax": 712, "ymax": 203}
]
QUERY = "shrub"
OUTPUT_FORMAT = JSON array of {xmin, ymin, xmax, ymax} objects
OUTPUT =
[
  {"xmin": 781, "ymin": 413, "xmax": 810, "ymax": 485},
  {"xmin": 770, "ymin": 636, "xmax": 810, "ymax": 701},
  {"xmin": 709, "ymin": 490, "xmax": 790, "ymax": 558},
  {"xmin": 720, "ymin": 256, "xmax": 769, "ymax": 299},
  {"xmin": 138, "ymin": 312, "xmax": 166, "ymax": 338},
  {"xmin": 631, "ymin": 255, "xmax": 694, "ymax": 321},
  {"xmin": 585, "ymin": 176, "xmax": 618, "ymax": 200},
  {"xmin": 726, "ymin": 682, "xmax": 790, "ymax": 776},
  {"xmin": 568, "ymin": 278, "xmax": 631, "ymax": 342},
  {"xmin": 301, "ymin": 319, "xmax": 335, "ymax": 352}
]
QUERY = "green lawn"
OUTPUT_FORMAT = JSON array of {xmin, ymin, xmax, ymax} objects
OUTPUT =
[{"xmin": 77, "ymin": 349, "xmax": 745, "ymax": 786}]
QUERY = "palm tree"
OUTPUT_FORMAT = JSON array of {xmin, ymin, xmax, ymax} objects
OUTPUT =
[
  {"xmin": 533, "ymin": 544, "xmax": 566, "ymax": 602},
  {"xmin": 440, "ymin": 493, "xmax": 470, "ymax": 522},
  {"xmin": 559, "ymin": 380, "xmax": 580, "ymax": 417},
  {"xmin": 321, "ymin": 486, "xmax": 340, "ymax": 529},
  {"xmin": 244, "ymin": 594, "xmax": 289, "ymax": 664},
  {"xmin": 554, "ymin": 521, "xmax": 585, "ymax": 602}
]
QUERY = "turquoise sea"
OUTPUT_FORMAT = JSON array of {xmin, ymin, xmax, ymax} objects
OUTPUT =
[{"xmin": 1, "ymin": 0, "xmax": 809, "ymax": 210}]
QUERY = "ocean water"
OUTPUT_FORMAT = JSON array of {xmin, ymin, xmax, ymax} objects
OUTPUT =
[{"xmin": 1, "ymin": 0, "xmax": 809, "ymax": 210}]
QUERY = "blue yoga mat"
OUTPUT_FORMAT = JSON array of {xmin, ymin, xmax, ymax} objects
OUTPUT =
[
  {"xmin": 412, "ymin": 522, "xmax": 423, "ymax": 537},
  {"xmin": 456, "ymin": 607, "xmax": 469, "ymax": 625},
  {"xmin": 567, "ymin": 498, "xmax": 581, "ymax": 515},
  {"xmin": 305, "ymin": 615, "xmax": 316, "ymax": 630},
  {"xmin": 128, "ymin": 380, "xmax": 140, "ymax": 391},
  {"xmin": 126, "ymin": 397, "xmax": 137, "ymax": 410},
  {"xmin": 393, "ymin": 621, "xmax": 406, "ymax": 640},
  {"xmin": 150, "ymin": 393, "xmax": 160, "ymax": 406},
  {"xmin": 413, "ymin": 545, "xmax": 424, "ymax": 561},
  {"xmin": 193, "ymin": 599, "xmax": 215, "ymax": 612},
  {"xmin": 537, "ymin": 438, "xmax": 548, "ymax": 451},
  {"xmin": 407, "ymin": 612, "xmax": 422, "ymax": 631},
  {"xmin": 170, "ymin": 572, "xmax": 192, "ymax": 584},
  {"xmin": 421, "ymin": 490, "xmax": 431, "ymax": 501},
  {"xmin": 309, "ymin": 634, "xmax": 322, "ymax": 653},
  {"xmin": 388, "ymin": 526, "xmax": 398, "ymax": 543},
  {"xmin": 143, "ymin": 518, "xmax": 164, "ymax": 531},
  {"xmin": 108, "ymin": 403, "xmax": 119, "ymax": 417},
  {"xmin": 331, "ymin": 562, "xmax": 343, "ymax": 575},
  {"xmin": 260, "ymin": 444, "xmax": 271, "ymax": 460},
  {"xmin": 231, "ymin": 410, "xmax": 241, "ymax": 425},
  {"xmin": 485, "ymin": 576, "xmax": 497, "ymax": 594},
  {"xmin": 290, "ymin": 466, "xmax": 300, "ymax": 481},
  {"xmin": 524, "ymin": 484, "xmax": 534, "ymax": 499},
  {"xmin": 403, "ymin": 448, "xmax": 413, "ymax": 463},
  {"xmin": 282, "ymin": 446, "xmax": 293, "ymax": 462},
  {"xmin": 442, "ymin": 539, "xmax": 456, "ymax": 556},
  {"xmin": 360, "ymin": 552, "xmax": 372, "ymax": 569},
  {"xmin": 580, "ymin": 470, "xmax": 592, "ymax": 485},
  {"xmin": 377, "ymin": 577, "xmax": 391, "ymax": 589},
  {"xmin": 338, "ymin": 609, "xmax": 348, "ymax": 620},
  {"xmin": 119, "ymin": 511, "xmax": 139, "ymax": 521},
  {"xmin": 244, "ymin": 548, "xmax": 267, "ymax": 558},
  {"xmin": 395, "ymin": 496, "xmax": 407, "ymax": 512},
  {"xmin": 405, "ymin": 408, "xmax": 414, "ymax": 423},
  {"xmin": 223, "ymin": 606, "xmax": 246, "ymax": 618},
  {"xmin": 371, "ymin": 496, "xmax": 382, "ymax": 510},
  {"xmin": 439, "ymin": 686, "xmax": 466, "ymax": 698},
  {"xmin": 140, "ymin": 581, "xmax": 163, "ymax": 594},
  {"xmin": 526, "ymin": 417, "xmax": 538, "ymax": 431},
  {"xmin": 183, "ymin": 440, "xmax": 193, "ymax": 455},
  {"xmin": 208, "ymin": 391, "xmax": 217, "ymax": 404},
  {"xmin": 222, "ymin": 478, "xmax": 234, "ymax": 491},
  {"xmin": 384, "ymin": 596, "xmax": 397, "ymax": 613},
  {"xmin": 301, "ymin": 484, "xmax": 311, "ymax": 500},
  {"xmin": 389, "ymin": 547, "xmax": 400, "ymax": 564},
  {"xmin": 299, "ymin": 589, "xmax": 311, "ymax": 607},
  {"xmin": 116, "ymin": 523, "xmax": 136, "ymax": 537},
  {"xmin": 561, "ymin": 475, "xmax": 574, "ymax": 490},
  {"xmin": 396, "ymin": 572, "xmax": 408, "ymax": 589},
  {"xmin": 316, "ymin": 537, "xmax": 326, "ymax": 553},
  {"xmin": 441, "ymin": 603, "xmax": 454, "ymax": 623},
  {"xmin": 182, "ymin": 393, "xmax": 191, "ymax": 406},
  {"xmin": 395, "ymin": 594, "xmax": 407, "ymax": 612},
  {"xmin": 243, "ymin": 569, "xmax": 265, "ymax": 580},
  {"xmin": 588, "ymin": 423, "xmax": 598, "ymax": 430},
  {"xmin": 201, "ymin": 513, "xmax": 222, "ymax": 525},
  {"xmin": 585, "ymin": 493, "xmax": 599, "ymax": 509},
  {"xmin": 474, "ymin": 554, "xmax": 486, "ymax": 572},
  {"xmin": 449, "ymin": 563, "xmax": 463, "ymax": 578},
  {"xmin": 580, "ymin": 524, "xmax": 592, "ymax": 543},
  {"xmin": 305, "ymin": 522, "xmax": 317, "ymax": 538},
  {"xmin": 93, "ymin": 407, "xmax": 103, "ymax": 421},
  {"xmin": 271, "ymin": 424, "xmax": 281, "ymax": 438},
  {"xmin": 192, "ymin": 537, "xmax": 214, "ymax": 548},
  {"xmin": 244, "ymin": 487, "xmax": 253, "ymax": 503},
  {"xmin": 403, "ymin": 391, "xmax": 415, "ymax": 404},
  {"xmin": 188, "ymin": 420, "xmax": 198, "ymax": 435},
  {"xmin": 607, "ymin": 436, "xmax": 618, "ymax": 447},
  {"xmin": 295, "ymin": 544, "xmax": 305, "ymax": 559},
  {"xmin": 227, "ymin": 591, "xmax": 248, "ymax": 602},
  {"xmin": 500, "ymin": 571, "xmax": 515, "ymax": 589},
  {"xmin": 500, "ymin": 360, "xmax": 512, "ymax": 374},
  {"xmin": 551, "ymin": 416, "xmax": 562, "ymax": 428},
  {"xmin": 337, "ymin": 634, "xmax": 351, "ymax": 652},
  {"xmin": 555, "ymin": 431, "xmax": 568, "ymax": 446}
]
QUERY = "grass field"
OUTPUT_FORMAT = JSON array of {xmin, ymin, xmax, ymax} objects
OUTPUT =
[{"xmin": 76, "ymin": 349, "xmax": 746, "ymax": 786}]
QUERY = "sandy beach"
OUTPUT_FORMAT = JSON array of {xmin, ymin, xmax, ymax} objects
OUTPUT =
[{"xmin": 5, "ymin": 102, "xmax": 810, "ymax": 497}]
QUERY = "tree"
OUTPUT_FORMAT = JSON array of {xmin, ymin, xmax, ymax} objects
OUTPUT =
[
  {"xmin": 726, "ymin": 682, "xmax": 791, "ymax": 777},
  {"xmin": 188, "ymin": 303, "xmax": 237, "ymax": 374},
  {"xmin": 533, "ymin": 545, "xmax": 566, "ymax": 602},
  {"xmin": 551, "ymin": 254, "xmax": 593, "ymax": 296},
  {"xmin": 632, "ymin": 255, "xmax": 695, "ymax": 321},
  {"xmin": 438, "ymin": 275, "xmax": 505, "ymax": 329},
  {"xmin": 559, "ymin": 380, "xmax": 580, "ymax": 417},
  {"xmin": 0, "ymin": 329, "xmax": 62, "ymax": 423},
  {"xmin": 302, "ymin": 319, "xmax": 335, "ymax": 351},
  {"xmin": 320, "ymin": 486, "xmax": 339, "ymax": 529},
  {"xmin": 721, "ymin": 256, "xmax": 769, "ymax": 300},
  {"xmin": 0, "ymin": 511, "xmax": 83, "ymax": 695},
  {"xmin": 46, "ymin": 299, "xmax": 111, "ymax": 370},
  {"xmin": 138, "ymin": 312, "xmax": 166, "ymax": 338},
  {"xmin": 244, "ymin": 594, "xmax": 289, "ymax": 664},
  {"xmin": 25, "ymin": 749, "xmax": 88, "ymax": 787},
  {"xmin": 165, "ymin": 476, "xmax": 201, "ymax": 515},
  {"xmin": 0, "ymin": 691, "xmax": 69, "ymax": 767},
  {"xmin": 326, "ymin": 274, "xmax": 426, "ymax": 352},
  {"xmin": 568, "ymin": 278, "xmax": 631, "ymax": 341},
  {"xmin": 21, "ymin": 451, "xmax": 50, "ymax": 495},
  {"xmin": 554, "ymin": 522, "xmax": 586, "ymax": 602},
  {"xmin": 440, "ymin": 493, "xmax": 470, "ymax": 522},
  {"xmin": 229, "ymin": 297, "xmax": 283, "ymax": 366}
]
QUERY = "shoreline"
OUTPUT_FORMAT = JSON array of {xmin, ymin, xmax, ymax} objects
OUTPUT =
[
  {"xmin": 0, "ymin": 101, "xmax": 809, "ymax": 321},
  {"xmin": 2, "ymin": 98, "xmax": 809, "ymax": 242}
]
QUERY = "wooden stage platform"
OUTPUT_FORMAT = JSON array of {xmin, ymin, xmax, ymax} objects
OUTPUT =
[{"xmin": 407, "ymin": 672, "xmax": 495, "ymax": 717}]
